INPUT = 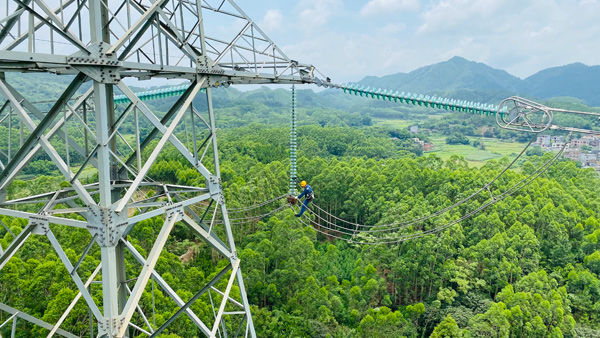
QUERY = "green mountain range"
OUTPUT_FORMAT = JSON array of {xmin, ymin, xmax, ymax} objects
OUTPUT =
[
  {"xmin": 4, "ymin": 56, "xmax": 598, "ymax": 120},
  {"xmin": 359, "ymin": 56, "xmax": 600, "ymax": 106}
]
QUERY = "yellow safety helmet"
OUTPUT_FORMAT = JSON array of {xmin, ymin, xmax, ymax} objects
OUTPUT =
[{"xmin": 300, "ymin": 180, "xmax": 307, "ymax": 187}]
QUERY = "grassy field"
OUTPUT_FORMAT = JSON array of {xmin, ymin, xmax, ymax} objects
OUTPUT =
[
  {"xmin": 372, "ymin": 118, "xmax": 413, "ymax": 129},
  {"xmin": 426, "ymin": 136, "xmax": 526, "ymax": 167},
  {"xmin": 372, "ymin": 117, "xmax": 526, "ymax": 167},
  {"xmin": 373, "ymin": 114, "xmax": 447, "ymax": 130}
]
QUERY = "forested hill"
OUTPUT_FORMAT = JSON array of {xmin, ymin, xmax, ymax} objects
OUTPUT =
[
  {"xmin": 359, "ymin": 56, "xmax": 520, "ymax": 101},
  {"xmin": 521, "ymin": 62, "xmax": 600, "ymax": 106},
  {"xmin": 7, "ymin": 57, "xmax": 600, "ymax": 123},
  {"xmin": 6, "ymin": 70, "xmax": 600, "ymax": 138},
  {"xmin": 2, "ymin": 69, "xmax": 600, "ymax": 336},
  {"xmin": 359, "ymin": 56, "xmax": 600, "ymax": 106},
  {"xmin": 3, "ymin": 124, "xmax": 600, "ymax": 336}
]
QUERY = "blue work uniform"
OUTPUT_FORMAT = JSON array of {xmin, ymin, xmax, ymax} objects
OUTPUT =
[{"xmin": 295, "ymin": 184, "xmax": 314, "ymax": 217}]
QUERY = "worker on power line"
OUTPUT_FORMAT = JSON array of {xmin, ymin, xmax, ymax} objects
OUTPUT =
[{"xmin": 295, "ymin": 180, "xmax": 314, "ymax": 217}]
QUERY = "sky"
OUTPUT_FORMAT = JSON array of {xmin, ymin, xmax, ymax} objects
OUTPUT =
[{"xmin": 236, "ymin": 0, "xmax": 600, "ymax": 83}]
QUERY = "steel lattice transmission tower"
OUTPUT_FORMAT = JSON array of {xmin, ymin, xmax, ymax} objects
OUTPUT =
[{"xmin": 0, "ymin": 0, "xmax": 315, "ymax": 337}]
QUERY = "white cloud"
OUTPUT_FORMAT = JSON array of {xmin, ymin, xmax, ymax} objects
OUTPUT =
[
  {"xmin": 380, "ymin": 23, "xmax": 406, "ymax": 34},
  {"xmin": 282, "ymin": 31, "xmax": 426, "ymax": 83},
  {"xmin": 418, "ymin": 0, "xmax": 504, "ymax": 34},
  {"xmin": 137, "ymin": 0, "xmax": 600, "ymax": 90},
  {"xmin": 260, "ymin": 9, "xmax": 283, "ymax": 32},
  {"xmin": 411, "ymin": 0, "xmax": 600, "ymax": 77},
  {"xmin": 297, "ymin": 0, "xmax": 342, "ymax": 31},
  {"xmin": 528, "ymin": 25, "xmax": 554, "ymax": 39},
  {"xmin": 244, "ymin": 0, "xmax": 600, "ymax": 82},
  {"xmin": 360, "ymin": 0, "xmax": 419, "ymax": 16}
]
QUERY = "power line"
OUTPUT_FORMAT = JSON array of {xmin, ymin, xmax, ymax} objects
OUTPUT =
[
  {"xmin": 295, "ymin": 137, "xmax": 568, "ymax": 245},
  {"xmin": 307, "ymin": 134, "xmax": 536, "ymax": 232},
  {"xmin": 227, "ymin": 194, "xmax": 287, "ymax": 213}
]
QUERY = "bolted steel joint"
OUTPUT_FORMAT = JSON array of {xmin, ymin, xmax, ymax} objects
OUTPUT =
[
  {"xmin": 206, "ymin": 174, "xmax": 222, "ymax": 197},
  {"xmin": 166, "ymin": 205, "xmax": 184, "ymax": 223},
  {"xmin": 68, "ymin": 44, "xmax": 121, "ymax": 83},
  {"xmin": 29, "ymin": 215, "xmax": 50, "ymax": 235},
  {"xmin": 86, "ymin": 206, "xmax": 127, "ymax": 247}
]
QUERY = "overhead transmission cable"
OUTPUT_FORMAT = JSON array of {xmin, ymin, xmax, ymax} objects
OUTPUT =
[
  {"xmin": 225, "ymin": 205, "xmax": 288, "ymax": 225},
  {"xmin": 227, "ymin": 194, "xmax": 287, "ymax": 213},
  {"xmin": 296, "ymin": 137, "xmax": 569, "ymax": 244},
  {"xmin": 306, "ymin": 134, "xmax": 536, "ymax": 232}
]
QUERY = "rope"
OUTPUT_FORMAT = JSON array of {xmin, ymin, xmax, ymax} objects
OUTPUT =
[
  {"xmin": 210, "ymin": 204, "xmax": 288, "ymax": 225},
  {"xmin": 307, "ymin": 134, "xmax": 536, "ymax": 231},
  {"xmin": 227, "ymin": 205, "xmax": 288, "ymax": 225},
  {"xmin": 227, "ymin": 194, "xmax": 287, "ymax": 213}
]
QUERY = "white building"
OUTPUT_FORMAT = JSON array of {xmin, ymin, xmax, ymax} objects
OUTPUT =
[
  {"xmin": 579, "ymin": 153, "xmax": 597, "ymax": 164},
  {"xmin": 536, "ymin": 135, "xmax": 551, "ymax": 147},
  {"xmin": 552, "ymin": 142, "xmax": 567, "ymax": 150},
  {"xmin": 564, "ymin": 149, "xmax": 580, "ymax": 161}
]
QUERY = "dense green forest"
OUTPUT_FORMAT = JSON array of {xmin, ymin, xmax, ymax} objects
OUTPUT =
[
  {"xmin": 2, "ymin": 72, "xmax": 600, "ymax": 336},
  {"xmin": 2, "ymin": 122, "xmax": 600, "ymax": 337}
]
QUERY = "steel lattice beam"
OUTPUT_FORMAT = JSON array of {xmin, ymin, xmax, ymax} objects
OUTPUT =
[{"xmin": 0, "ymin": 0, "xmax": 317, "ymax": 336}]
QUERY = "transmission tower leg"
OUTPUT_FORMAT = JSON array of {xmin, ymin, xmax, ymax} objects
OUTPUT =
[
  {"xmin": 88, "ymin": 0, "xmax": 130, "ymax": 334},
  {"xmin": 92, "ymin": 79, "xmax": 127, "ymax": 336},
  {"xmin": 0, "ymin": 73, "xmax": 7, "ymax": 204},
  {"xmin": 0, "ymin": 0, "xmax": 304, "ymax": 336},
  {"xmin": 99, "ymin": 245, "xmax": 127, "ymax": 336},
  {"xmin": 206, "ymin": 87, "xmax": 256, "ymax": 338}
]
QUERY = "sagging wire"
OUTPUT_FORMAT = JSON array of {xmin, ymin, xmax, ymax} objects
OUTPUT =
[
  {"xmin": 293, "ymin": 135, "xmax": 569, "ymax": 244},
  {"xmin": 306, "ymin": 134, "xmax": 537, "ymax": 232}
]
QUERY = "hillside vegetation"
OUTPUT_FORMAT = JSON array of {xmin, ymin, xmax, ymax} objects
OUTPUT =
[
  {"xmin": 2, "ymin": 124, "xmax": 600, "ymax": 336},
  {"xmin": 360, "ymin": 56, "xmax": 600, "ymax": 106},
  {"xmin": 1, "ymin": 65, "xmax": 600, "ymax": 336}
]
